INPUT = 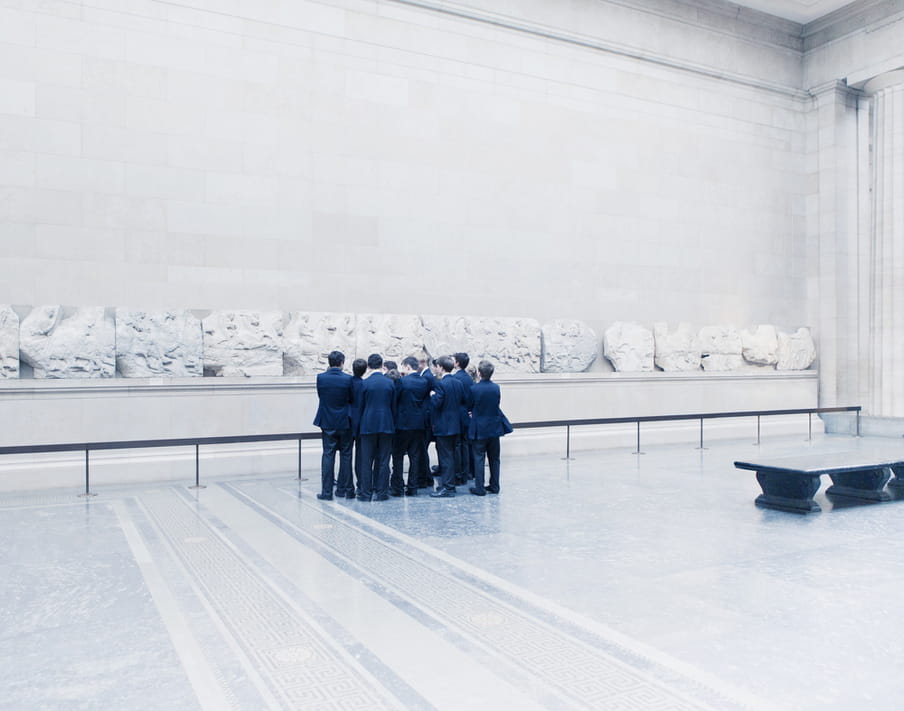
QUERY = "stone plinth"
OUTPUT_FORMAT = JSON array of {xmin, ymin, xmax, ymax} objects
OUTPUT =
[
  {"xmin": 777, "ymin": 328, "xmax": 816, "ymax": 370},
  {"xmin": 653, "ymin": 322, "xmax": 701, "ymax": 371},
  {"xmin": 604, "ymin": 321, "xmax": 654, "ymax": 372},
  {"xmin": 116, "ymin": 309, "xmax": 203, "ymax": 377},
  {"xmin": 202, "ymin": 311, "xmax": 284, "ymax": 377},
  {"xmin": 541, "ymin": 320, "xmax": 598, "ymax": 373},
  {"xmin": 284, "ymin": 312, "xmax": 357, "ymax": 375},
  {"xmin": 698, "ymin": 326, "xmax": 743, "ymax": 371},
  {"xmin": 19, "ymin": 306, "xmax": 115, "ymax": 378},
  {"xmin": 0, "ymin": 306, "xmax": 19, "ymax": 378},
  {"xmin": 741, "ymin": 325, "xmax": 778, "ymax": 366}
]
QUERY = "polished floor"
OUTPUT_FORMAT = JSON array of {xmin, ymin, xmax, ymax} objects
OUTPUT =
[{"xmin": 3, "ymin": 432, "xmax": 904, "ymax": 710}]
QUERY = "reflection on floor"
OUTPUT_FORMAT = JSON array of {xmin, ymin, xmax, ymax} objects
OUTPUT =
[{"xmin": 3, "ymin": 433, "xmax": 903, "ymax": 710}]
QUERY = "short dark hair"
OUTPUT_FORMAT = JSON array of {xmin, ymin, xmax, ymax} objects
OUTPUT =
[
  {"xmin": 478, "ymin": 360, "xmax": 494, "ymax": 380},
  {"xmin": 437, "ymin": 355, "xmax": 454, "ymax": 373},
  {"xmin": 327, "ymin": 350, "xmax": 345, "ymax": 368},
  {"xmin": 367, "ymin": 353, "xmax": 383, "ymax": 370},
  {"xmin": 453, "ymin": 352, "xmax": 470, "ymax": 369},
  {"xmin": 352, "ymin": 358, "xmax": 367, "ymax": 377},
  {"xmin": 402, "ymin": 356, "xmax": 419, "ymax": 370},
  {"xmin": 384, "ymin": 360, "xmax": 397, "ymax": 371}
]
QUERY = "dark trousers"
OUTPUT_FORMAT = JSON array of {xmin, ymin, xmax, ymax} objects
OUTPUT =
[
  {"xmin": 391, "ymin": 429, "xmax": 425, "ymax": 492},
  {"xmin": 352, "ymin": 435, "xmax": 363, "ymax": 494},
  {"xmin": 320, "ymin": 429, "xmax": 353, "ymax": 496},
  {"xmin": 360, "ymin": 433, "xmax": 392, "ymax": 499},
  {"xmin": 456, "ymin": 436, "xmax": 472, "ymax": 481},
  {"xmin": 472, "ymin": 437, "xmax": 501, "ymax": 493},
  {"xmin": 435, "ymin": 435, "xmax": 457, "ymax": 492}
]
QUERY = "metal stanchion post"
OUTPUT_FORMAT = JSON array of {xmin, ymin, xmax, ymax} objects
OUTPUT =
[
  {"xmin": 79, "ymin": 449, "xmax": 97, "ymax": 497},
  {"xmin": 561, "ymin": 425, "xmax": 575, "ymax": 460},
  {"xmin": 632, "ymin": 421, "xmax": 644, "ymax": 455},
  {"xmin": 189, "ymin": 443, "xmax": 206, "ymax": 489},
  {"xmin": 696, "ymin": 419, "xmax": 707, "ymax": 450},
  {"xmin": 755, "ymin": 415, "xmax": 761, "ymax": 446},
  {"xmin": 808, "ymin": 412, "xmax": 812, "ymax": 442}
]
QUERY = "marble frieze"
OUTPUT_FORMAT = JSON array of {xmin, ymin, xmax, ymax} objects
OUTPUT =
[
  {"xmin": 422, "ymin": 315, "xmax": 541, "ymax": 373},
  {"xmin": 604, "ymin": 322, "xmax": 654, "ymax": 372},
  {"xmin": 0, "ymin": 306, "xmax": 19, "ymax": 378},
  {"xmin": 540, "ymin": 320, "xmax": 598, "ymax": 373},
  {"xmin": 19, "ymin": 305, "xmax": 115, "ymax": 378},
  {"xmin": 653, "ymin": 322, "xmax": 701, "ymax": 372},
  {"xmin": 116, "ymin": 309, "xmax": 203, "ymax": 377},
  {"xmin": 284, "ymin": 312, "xmax": 357, "ymax": 375},
  {"xmin": 202, "ymin": 310, "xmax": 284, "ymax": 377}
]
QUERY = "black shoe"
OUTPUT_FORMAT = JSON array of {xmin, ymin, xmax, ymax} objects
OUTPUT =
[
  {"xmin": 405, "ymin": 488, "xmax": 418, "ymax": 496},
  {"xmin": 389, "ymin": 490, "xmax": 404, "ymax": 497},
  {"xmin": 430, "ymin": 489, "xmax": 456, "ymax": 498},
  {"xmin": 418, "ymin": 481, "xmax": 432, "ymax": 489},
  {"xmin": 374, "ymin": 494, "xmax": 389, "ymax": 501},
  {"xmin": 316, "ymin": 493, "xmax": 333, "ymax": 501},
  {"xmin": 356, "ymin": 494, "xmax": 371, "ymax": 502},
  {"xmin": 343, "ymin": 493, "xmax": 356, "ymax": 499},
  {"xmin": 469, "ymin": 487, "xmax": 485, "ymax": 496},
  {"xmin": 487, "ymin": 488, "xmax": 499, "ymax": 494}
]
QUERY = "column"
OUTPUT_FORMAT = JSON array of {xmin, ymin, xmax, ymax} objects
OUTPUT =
[{"xmin": 865, "ymin": 70, "xmax": 904, "ymax": 416}]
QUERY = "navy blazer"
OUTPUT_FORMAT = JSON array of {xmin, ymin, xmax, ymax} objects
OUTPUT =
[
  {"xmin": 313, "ymin": 367, "xmax": 354, "ymax": 431},
  {"xmin": 359, "ymin": 372, "xmax": 396, "ymax": 435},
  {"xmin": 468, "ymin": 379, "xmax": 511, "ymax": 440},
  {"xmin": 350, "ymin": 376, "xmax": 365, "ymax": 435},
  {"xmin": 430, "ymin": 374, "xmax": 466, "ymax": 437},
  {"xmin": 396, "ymin": 373, "xmax": 431, "ymax": 431},
  {"xmin": 453, "ymin": 369, "xmax": 474, "ymax": 429}
]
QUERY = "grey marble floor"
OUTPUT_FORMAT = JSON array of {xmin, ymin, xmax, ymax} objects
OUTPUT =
[{"xmin": 2, "ymin": 433, "xmax": 903, "ymax": 710}]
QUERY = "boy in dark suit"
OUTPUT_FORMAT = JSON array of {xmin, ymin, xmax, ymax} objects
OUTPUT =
[
  {"xmin": 391, "ymin": 356, "xmax": 432, "ymax": 495},
  {"xmin": 453, "ymin": 352, "xmax": 474, "ymax": 483},
  {"xmin": 358, "ymin": 353, "xmax": 396, "ymax": 501},
  {"xmin": 349, "ymin": 358, "xmax": 367, "ymax": 498},
  {"xmin": 469, "ymin": 360, "xmax": 512, "ymax": 495},
  {"xmin": 313, "ymin": 350, "xmax": 354, "ymax": 501},
  {"xmin": 429, "ymin": 355, "xmax": 467, "ymax": 498}
]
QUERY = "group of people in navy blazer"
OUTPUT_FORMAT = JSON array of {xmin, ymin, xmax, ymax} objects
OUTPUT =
[{"xmin": 312, "ymin": 349, "xmax": 512, "ymax": 502}]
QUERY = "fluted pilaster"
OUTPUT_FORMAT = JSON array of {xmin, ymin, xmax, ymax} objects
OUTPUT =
[{"xmin": 866, "ymin": 70, "xmax": 904, "ymax": 416}]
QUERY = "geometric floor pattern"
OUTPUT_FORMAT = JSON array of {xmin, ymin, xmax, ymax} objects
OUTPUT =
[{"xmin": 3, "ymin": 432, "xmax": 904, "ymax": 709}]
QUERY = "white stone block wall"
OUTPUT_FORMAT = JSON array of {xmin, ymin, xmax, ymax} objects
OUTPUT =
[{"xmin": 0, "ymin": 0, "xmax": 812, "ymax": 334}]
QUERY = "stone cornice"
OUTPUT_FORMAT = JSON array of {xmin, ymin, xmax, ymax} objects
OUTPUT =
[
  {"xmin": 803, "ymin": 0, "xmax": 904, "ymax": 52},
  {"xmin": 389, "ymin": 0, "xmax": 807, "ymax": 97}
]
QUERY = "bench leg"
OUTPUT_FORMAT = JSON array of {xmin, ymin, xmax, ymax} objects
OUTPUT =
[
  {"xmin": 887, "ymin": 464, "xmax": 904, "ymax": 489},
  {"xmin": 755, "ymin": 471, "xmax": 822, "ymax": 513},
  {"xmin": 826, "ymin": 467, "xmax": 892, "ymax": 502}
]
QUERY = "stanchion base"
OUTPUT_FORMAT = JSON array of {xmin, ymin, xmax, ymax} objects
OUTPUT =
[
  {"xmin": 295, "ymin": 476, "xmax": 309, "ymax": 482},
  {"xmin": 632, "ymin": 451, "xmax": 645, "ymax": 455},
  {"xmin": 188, "ymin": 484, "xmax": 207, "ymax": 489},
  {"xmin": 695, "ymin": 447, "xmax": 708, "ymax": 451},
  {"xmin": 78, "ymin": 492, "xmax": 98, "ymax": 498},
  {"xmin": 560, "ymin": 457, "xmax": 575, "ymax": 461}
]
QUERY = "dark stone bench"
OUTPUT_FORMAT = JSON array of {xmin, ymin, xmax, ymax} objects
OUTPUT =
[{"xmin": 735, "ymin": 452, "xmax": 904, "ymax": 513}]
